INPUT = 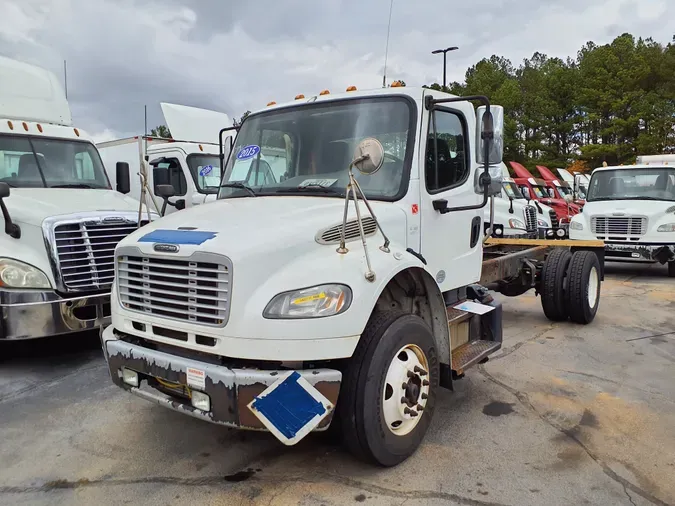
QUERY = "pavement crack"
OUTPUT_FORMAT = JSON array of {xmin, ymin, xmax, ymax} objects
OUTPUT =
[
  {"xmin": 477, "ymin": 365, "xmax": 670, "ymax": 506},
  {"xmin": 623, "ymin": 484, "xmax": 638, "ymax": 506},
  {"xmin": 0, "ymin": 473, "xmax": 509, "ymax": 506},
  {"xmin": 489, "ymin": 324, "xmax": 554, "ymax": 362}
]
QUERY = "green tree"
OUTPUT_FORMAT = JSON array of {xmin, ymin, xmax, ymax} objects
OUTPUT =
[
  {"xmin": 150, "ymin": 125, "xmax": 171, "ymax": 138},
  {"xmin": 233, "ymin": 111, "xmax": 251, "ymax": 127}
]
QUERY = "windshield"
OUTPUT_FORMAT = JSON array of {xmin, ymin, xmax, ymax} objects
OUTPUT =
[
  {"xmin": 187, "ymin": 154, "xmax": 221, "ymax": 193},
  {"xmin": 587, "ymin": 167, "xmax": 675, "ymax": 202},
  {"xmin": 530, "ymin": 185, "xmax": 548, "ymax": 198},
  {"xmin": 502, "ymin": 182, "xmax": 524, "ymax": 199},
  {"xmin": 556, "ymin": 185, "xmax": 573, "ymax": 196},
  {"xmin": 217, "ymin": 97, "xmax": 414, "ymax": 200},
  {"xmin": 0, "ymin": 134, "xmax": 110, "ymax": 189}
]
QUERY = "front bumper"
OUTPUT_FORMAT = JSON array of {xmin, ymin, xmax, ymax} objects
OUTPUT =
[
  {"xmin": 604, "ymin": 243, "xmax": 675, "ymax": 263},
  {"xmin": 102, "ymin": 327, "xmax": 342, "ymax": 437},
  {"xmin": 0, "ymin": 290, "xmax": 110, "ymax": 340}
]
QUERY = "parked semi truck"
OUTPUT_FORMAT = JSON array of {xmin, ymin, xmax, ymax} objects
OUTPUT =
[
  {"xmin": 100, "ymin": 86, "xmax": 604, "ymax": 466},
  {"xmin": 557, "ymin": 168, "xmax": 590, "ymax": 202},
  {"xmin": 536, "ymin": 165, "xmax": 584, "ymax": 208},
  {"xmin": 98, "ymin": 103, "xmax": 234, "ymax": 216},
  {"xmin": 570, "ymin": 156, "xmax": 675, "ymax": 277},
  {"xmin": 0, "ymin": 55, "xmax": 156, "ymax": 340}
]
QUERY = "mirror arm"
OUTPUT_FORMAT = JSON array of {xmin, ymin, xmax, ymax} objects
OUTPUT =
[
  {"xmin": 0, "ymin": 200, "xmax": 20, "ymax": 239},
  {"xmin": 218, "ymin": 126, "xmax": 240, "ymax": 183}
]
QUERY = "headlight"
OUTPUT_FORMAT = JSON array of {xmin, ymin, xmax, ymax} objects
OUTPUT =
[
  {"xmin": 263, "ymin": 284, "xmax": 352, "ymax": 319},
  {"xmin": 657, "ymin": 223, "xmax": 675, "ymax": 232},
  {"xmin": 570, "ymin": 221, "xmax": 584, "ymax": 231},
  {"xmin": 508, "ymin": 218, "xmax": 525, "ymax": 229},
  {"xmin": 0, "ymin": 258, "xmax": 51, "ymax": 289},
  {"xmin": 537, "ymin": 219, "xmax": 548, "ymax": 227}
]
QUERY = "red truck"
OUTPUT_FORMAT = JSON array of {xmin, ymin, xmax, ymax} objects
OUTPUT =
[
  {"xmin": 536, "ymin": 165, "xmax": 585, "ymax": 207},
  {"xmin": 509, "ymin": 162, "xmax": 580, "ymax": 225}
]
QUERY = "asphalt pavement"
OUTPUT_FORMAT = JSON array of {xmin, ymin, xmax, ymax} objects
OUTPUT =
[{"xmin": 0, "ymin": 262, "xmax": 673, "ymax": 506}]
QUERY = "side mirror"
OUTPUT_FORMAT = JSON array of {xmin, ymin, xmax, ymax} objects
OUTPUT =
[
  {"xmin": 0, "ymin": 182, "xmax": 20, "ymax": 239},
  {"xmin": 474, "ymin": 164, "xmax": 502, "ymax": 196},
  {"xmin": 564, "ymin": 194, "xmax": 574, "ymax": 204},
  {"xmin": 476, "ymin": 105, "xmax": 504, "ymax": 165},
  {"xmin": 152, "ymin": 166, "xmax": 170, "ymax": 194},
  {"xmin": 0, "ymin": 182, "xmax": 9, "ymax": 199},
  {"xmin": 156, "ymin": 184, "xmax": 176, "ymax": 198},
  {"xmin": 115, "ymin": 162, "xmax": 131, "ymax": 194},
  {"xmin": 520, "ymin": 186, "xmax": 531, "ymax": 202}
]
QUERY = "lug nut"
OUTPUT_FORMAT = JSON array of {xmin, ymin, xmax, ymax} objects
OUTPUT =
[
  {"xmin": 407, "ymin": 371, "xmax": 415, "ymax": 378},
  {"xmin": 422, "ymin": 380, "xmax": 430, "ymax": 386},
  {"xmin": 421, "ymin": 393, "xmax": 428, "ymax": 400},
  {"xmin": 402, "ymin": 382, "xmax": 408, "ymax": 389},
  {"xmin": 414, "ymin": 366, "xmax": 428, "ymax": 376},
  {"xmin": 417, "ymin": 404, "xmax": 424, "ymax": 411},
  {"xmin": 400, "ymin": 397, "xmax": 408, "ymax": 404},
  {"xmin": 404, "ymin": 407, "xmax": 419, "ymax": 417}
]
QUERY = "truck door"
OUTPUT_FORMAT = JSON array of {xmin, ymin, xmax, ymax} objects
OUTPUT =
[
  {"xmin": 419, "ymin": 99, "xmax": 483, "ymax": 291},
  {"xmin": 151, "ymin": 157, "xmax": 188, "ymax": 214}
]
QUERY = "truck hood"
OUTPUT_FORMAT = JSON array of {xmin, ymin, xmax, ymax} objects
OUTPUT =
[
  {"xmin": 6, "ymin": 188, "xmax": 142, "ymax": 226},
  {"xmin": 121, "ymin": 196, "xmax": 407, "ymax": 261}
]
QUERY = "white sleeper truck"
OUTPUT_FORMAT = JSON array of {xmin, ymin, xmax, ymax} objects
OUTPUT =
[
  {"xmin": 101, "ymin": 86, "xmax": 604, "ymax": 465},
  {"xmin": 570, "ymin": 156, "xmax": 675, "ymax": 277},
  {"xmin": 0, "ymin": 55, "xmax": 156, "ymax": 340}
]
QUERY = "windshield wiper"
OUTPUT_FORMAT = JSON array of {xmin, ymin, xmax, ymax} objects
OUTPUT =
[
  {"xmin": 50, "ymin": 183, "xmax": 97, "ymax": 189},
  {"xmin": 219, "ymin": 182, "xmax": 257, "ymax": 197},
  {"xmin": 276, "ymin": 184, "xmax": 343, "ymax": 195}
]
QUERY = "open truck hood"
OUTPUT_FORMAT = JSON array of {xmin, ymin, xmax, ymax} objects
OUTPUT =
[
  {"xmin": 7, "ymin": 188, "xmax": 142, "ymax": 226},
  {"xmin": 160, "ymin": 103, "xmax": 230, "ymax": 145}
]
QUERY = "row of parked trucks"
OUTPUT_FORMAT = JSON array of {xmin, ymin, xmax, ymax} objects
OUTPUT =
[{"xmin": 0, "ymin": 55, "xmax": 671, "ymax": 467}]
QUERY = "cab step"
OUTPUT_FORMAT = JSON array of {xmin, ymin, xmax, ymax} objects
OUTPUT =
[{"xmin": 451, "ymin": 340, "xmax": 501, "ymax": 374}]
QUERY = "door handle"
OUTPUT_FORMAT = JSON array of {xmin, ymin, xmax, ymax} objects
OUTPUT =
[{"xmin": 470, "ymin": 216, "xmax": 481, "ymax": 247}]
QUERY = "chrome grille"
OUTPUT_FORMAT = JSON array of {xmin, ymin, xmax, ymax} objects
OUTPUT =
[
  {"xmin": 46, "ymin": 214, "xmax": 142, "ymax": 292},
  {"xmin": 316, "ymin": 217, "xmax": 377, "ymax": 245},
  {"xmin": 548, "ymin": 209, "xmax": 559, "ymax": 228},
  {"xmin": 591, "ymin": 216, "xmax": 647, "ymax": 237},
  {"xmin": 523, "ymin": 205, "xmax": 537, "ymax": 232},
  {"xmin": 117, "ymin": 252, "xmax": 230, "ymax": 327}
]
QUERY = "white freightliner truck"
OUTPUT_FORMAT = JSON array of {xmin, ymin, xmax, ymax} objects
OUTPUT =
[
  {"xmin": 0, "ymin": 55, "xmax": 157, "ymax": 340},
  {"xmin": 101, "ymin": 86, "xmax": 605, "ymax": 466},
  {"xmin": 569, "ymin": 156, "xmax": 675, "ymax": 277},
  {"xmin": 98, "ymin": 103, "xmax": 234, "ymax": 216}
]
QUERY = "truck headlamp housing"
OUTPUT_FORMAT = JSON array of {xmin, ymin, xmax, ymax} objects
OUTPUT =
[
  {"xmin": 0, "ymin": 258, "xmax": 51, "ymax": 289},
  {"xmin": 657, "ymin": 223, "xmax": 675, "ymax": 232},
  {"xmin": 537, "ymin": 219, "xmax": 548, "ymax": 227},
  {"xmin": 263, "ymin": 284, "xmax": 352, "ymax": 319},
  {"xmin": 508, "ymin": 218, "xmax": 525, "ymax": 229},
  {"xmin": 570, "ymin": 221, "xmax": 584, "ymax": 231}
]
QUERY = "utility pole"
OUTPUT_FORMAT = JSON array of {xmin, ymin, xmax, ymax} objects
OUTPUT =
[{"xmin": 431, "ymin": 46, "xmax": 458, "ymax": 90}]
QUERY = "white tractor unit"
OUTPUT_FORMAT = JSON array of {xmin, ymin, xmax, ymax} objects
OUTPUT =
[
  {"xmin": 0, "ymin": 55, "xmax": 155, "ymax": 341},
  {"xmin": 570, "ymin": 156, "xmax": 675, "ymax": 277},
  {"xmin": 100, "ymin": 86, "xmax": 605, "ymax": 466}
]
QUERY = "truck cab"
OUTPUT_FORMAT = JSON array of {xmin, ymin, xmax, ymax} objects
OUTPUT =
[
  {"xmin": 99, "ymin": 103, "xmax": 235, "ymax": 216},
  {"xmin": 536, "ymin": 165, "xmax": 584, "ymax": 208},
  {"xmin": 510, "ymin": 161, "xmax": 579, "ymax": 225},
  {"xmin": 0, "ymin": 55, "xmax": 156, "ymax": 340},
  {"xmin": 569, "ymin": 160, "xmax": 675, "ymax": 277}
]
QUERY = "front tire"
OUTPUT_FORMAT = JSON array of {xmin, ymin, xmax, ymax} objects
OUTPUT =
[
  {"xmin": 566, "ymin": 251, "xmax": 601, "ymax": 324},
  {"xmin": 338, "ymin": 311, "xmax": 439, "ymax": 467}
]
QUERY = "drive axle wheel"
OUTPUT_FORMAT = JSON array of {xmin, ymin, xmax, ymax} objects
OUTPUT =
[
  {"xmin": 668, "ymin": 261, "xmax": 675, "ymax": 278},
  {"xmin": 540, "ymin": 248, "xmax": 572, "ymax": 321},
  {"xmin": 339, "ymin": 311, "xmax": 438, "ymax": 467},
  {"xmin": 566, "ymin": 251, "xmax": 601, "ymax": 324}
]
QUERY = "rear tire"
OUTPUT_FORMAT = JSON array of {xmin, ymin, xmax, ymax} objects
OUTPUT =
[
  {"xmin": 540, "ymin": 249, "xmax": 572, "ymax": 321},
  {"xmin": 668, "ymin": 261, "xmax": 675, "ymax": 278},
  {"xmin": 338, "ymin": 311, "xmax": 439, "ymax": 467},
  {"xmin": 566, "ymin": 251, "xmax": 601, "ymax": 324}
]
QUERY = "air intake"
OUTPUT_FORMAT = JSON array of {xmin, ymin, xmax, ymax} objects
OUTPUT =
[{"xmin": 316, "ymin": 217, "xmax": 377, "ymax": 245}]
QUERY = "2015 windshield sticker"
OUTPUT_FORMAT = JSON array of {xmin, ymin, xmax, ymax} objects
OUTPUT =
[
  {"xmin": 299, "ymin": 178, "xmax": 338, "ymax": 187},
  {"xmin": 199, "ymin": 165, "xmax": 213, "ymax": 176},
  {"xmin": 237, "ymin": 145, "xmax": 261, "ymax": 160}
]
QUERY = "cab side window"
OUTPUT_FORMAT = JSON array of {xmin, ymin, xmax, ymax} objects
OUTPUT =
[
  {"xmin": 425, "ymin": 109, "xmax": 469, "ymax": 193},
  {"xmin": 154, "ymin": 158, "xmax": 187, "ymax": 196}
]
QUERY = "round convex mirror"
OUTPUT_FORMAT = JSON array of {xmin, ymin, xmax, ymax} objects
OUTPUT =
[{"xmin": 352, "ymin": 137, "xmax": 385, "ymax": 175}]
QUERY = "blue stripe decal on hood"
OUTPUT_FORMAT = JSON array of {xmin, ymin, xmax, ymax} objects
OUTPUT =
[{"xmin": 138, "ymin": 229, "xmax": 217, "ymax": 245}]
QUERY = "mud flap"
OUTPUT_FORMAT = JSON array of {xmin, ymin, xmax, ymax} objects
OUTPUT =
[{"xmin": 247, "ymin": 370, "xmax": 335, "ymax": 446}]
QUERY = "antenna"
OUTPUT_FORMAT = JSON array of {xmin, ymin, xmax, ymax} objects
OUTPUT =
[
  {"xmin": 63, "ymin": 60, "xmax": 68, "ymax": 99},
  {"xmin": 382, "ymin": 0, "xmax": 394, "ymax": 88}
]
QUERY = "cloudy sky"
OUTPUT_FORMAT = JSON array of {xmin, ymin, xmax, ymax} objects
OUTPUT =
[{"xmin": 0, "ymin": 0, "xmax": 672, "ymax": 142}]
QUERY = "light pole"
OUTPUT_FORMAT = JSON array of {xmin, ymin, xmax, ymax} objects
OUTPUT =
[{"xmin": 431, "ymin": 46, "xmax": 458, "ymax": 90}]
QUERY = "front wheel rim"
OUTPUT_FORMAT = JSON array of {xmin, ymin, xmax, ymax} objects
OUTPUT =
[
  {"xmin": 587, "ymin": 266, "xmax": 599, "ymax": 308},
  {"xmin": 382, "ymin": 344, "xmax": 430, "ymax": 436}
]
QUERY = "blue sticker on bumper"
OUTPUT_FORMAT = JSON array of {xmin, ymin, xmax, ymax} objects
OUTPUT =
[
  {"xmin": 138, "ymin": 229, "xmax": 217, "ymax": 245},
  {"xmin": 251, "ymin": 371, "xmax": 326, "ymax": 440}
]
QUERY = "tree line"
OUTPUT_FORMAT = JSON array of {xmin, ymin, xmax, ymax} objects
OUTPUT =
[{"xmin": 427, "ymin": 33, "xmax": 675, "ymax": 173}]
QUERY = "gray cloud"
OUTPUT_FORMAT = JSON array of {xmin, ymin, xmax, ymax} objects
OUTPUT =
[{"xmin": 1, "ymin": 0, "xmax": 673, "ymax": 141}]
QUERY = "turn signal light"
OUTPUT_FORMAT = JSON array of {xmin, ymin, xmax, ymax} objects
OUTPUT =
[
  {"xmin": 295, "ymin": 94, "xmax": 305, "ymax": 100},
  {"xmin": 346, "ymin": 86, "xmax": 357, "ymax": 91},
  {"xmin": 267, "ymin": 101, "xmax": 277, "ymax": 106},
  {"xmin": 320, "ymin": 89, "xmax": 330, "ymax": 95}
]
